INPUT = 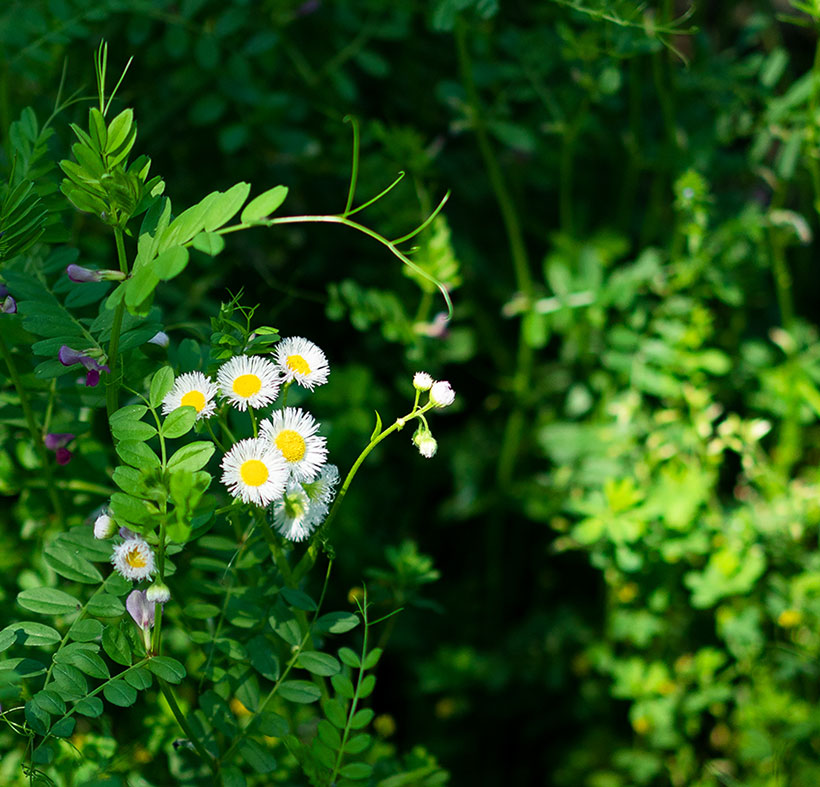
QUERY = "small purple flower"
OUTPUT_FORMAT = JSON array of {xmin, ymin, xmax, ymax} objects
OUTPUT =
[
  {"xmin": 66, "ymin": 264, "xmax": 126, "ymax": 283},
  {"xmin": 44, "ymin": 433, "xmax": 75, "ymax": 465},
  {"xmin": 126, "ymin": 589, "xmax": 156, "ymax": 631},
  {"xmin": 1, "ymin": 284, "xmax": 16, "ymax": 315},
  {"xmin": 58, "ymin": 345, "xmax": 110, "ymax": 387},
  {"xmin": 119, "ymin": 526, "xmax": 137, "ymax": 540}
]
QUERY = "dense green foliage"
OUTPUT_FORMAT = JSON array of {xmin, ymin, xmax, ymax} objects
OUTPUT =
[{"xmin": 3, "ymin": 1, "xmax": 820, "ymax": 785}]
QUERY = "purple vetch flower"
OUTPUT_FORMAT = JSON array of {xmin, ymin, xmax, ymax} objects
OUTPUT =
[
  {"xmin": 66, "ymin": 264, "xmax": 126, "ymax": 283},
  {"xmin": 44, "ymin": 433, "xmax": 75, "ymax": 465},
  {"xmin": 147, "ymin": 331, "xmax": 169, "ymax": 348},
  {"xmin": 126, "ymin": 590, "xmax": 156, "ymax": 652},
  {"xmin": 119, "ymin": 526, "xmax": 137, "ymax": 540},
  {"xmin": 126, "ymin": 590, "xmax": 156, "ymax": 630},
  {"xmin": 58, "ymin": 345, "xmax": 110, "ymax": 387},
  {"xmin": 0, "ymin": 285, "xmax": 16, "ymax": 315}
]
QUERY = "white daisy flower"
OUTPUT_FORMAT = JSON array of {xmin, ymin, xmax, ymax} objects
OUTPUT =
[
  {"xmin": 269, "ymin": 480, "xmax": 326, "ymax": 542},
  {"xmin": 111, "ymin": 536, "xmax": 156, "ymax": 582},
  {"xmin": 302, "ymin": 464, "xmax": 340, "ymax": 507},
  {"xmin": 273, "ymin": 337, "xmax": 329, "ymax": 390},
  {"xmin": 429, "ymin": 380, "xmax": 455, "ymax": 408},
  {"xmin": 221, "ymin": 437, "xmax": 288, "ymax": 506},
  {"xmin": 217, "ymin": 355, "xmax": 280, "ymax": 411},
  {"xmin": 161, "ymin": 371, "xmax": 218, "ymax": 420},
  {"xmin": 413, "ymin": 371, "xmax": 434, "ymax": 391},
  {"xmin": 260, "ymin": 407, "xmax": 327, "ymax": 482}
]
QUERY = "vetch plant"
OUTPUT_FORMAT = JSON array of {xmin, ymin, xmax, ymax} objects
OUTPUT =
[{"xmin": 0, "ymin": 43, "xmax": 453, "ymax": 786}]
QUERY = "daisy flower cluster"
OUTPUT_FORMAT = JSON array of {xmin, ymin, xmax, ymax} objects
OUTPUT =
[{"xmin": 160, "ymin": 336, "xmax": 337, "ymax": 542}]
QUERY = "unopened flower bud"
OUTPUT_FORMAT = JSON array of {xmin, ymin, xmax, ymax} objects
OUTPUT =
[
  {"xmin": 93, "ymin": 512, "xmax": 117, "ymax": 539},
  {"xmin": 1, "ymin": 295, "xmax": 16, "ymax": 314},
  {"xmin": 429, "ymin": 380, "xmax": 455, "ymax": 408},
  {"xmin": 146, "ymin": 581, "xmax": 170, "ymax": 604},
  {"xmin": 67, "ymin": 264, "xmax": 126, "ymax": 283},
  {"xmin": 412, "ymin": 426, "xmax": 438, "ymax": 458},
  {"xmin": 148, "ymin": 331, "xmax": 169, "ymax": 348},
  {"xmin": 413, "ymin": 371, "xmax": 434, "ymax": 391}
]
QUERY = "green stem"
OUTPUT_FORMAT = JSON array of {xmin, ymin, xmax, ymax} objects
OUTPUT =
[
  {"xmin": 105, "ymin": 228, "xmax": 129, "ymax": 421},
  {"xmin": 0, "ymin": 330, "xmax": 62, "ymax": 520},
  {"xmin": 159, "ymin": 680, "xmax": 218, "ymax": 773},
  {"xmin": 291, "ymin": 411, "xmax": 417, "ymax": 584}
]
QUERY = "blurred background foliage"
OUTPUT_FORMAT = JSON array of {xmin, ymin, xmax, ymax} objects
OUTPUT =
[{"xmin": 5, "ymin": 0, "xmax": 820, "ymax": 784}]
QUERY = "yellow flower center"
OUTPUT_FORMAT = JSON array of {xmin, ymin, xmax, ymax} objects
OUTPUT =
[
  {"xmin": 275, "ymin": 429, "xmax": 306, "ymax": 462},
  {"xmin": 286, "ymin": 354, "xmax": 311, "ymax": 375},
  {"xmin": 180, "ymin": 390, "xmax": 206, "ymax": 412},
  {"xmin": 125, "ymin": 547, "xmax": 147, "ymax": 569},
  {"xmin": 233, "ymin": 373, "xmax": 262, "ymax": 399},
  {"xmin": 240, "ymin": 459, "xmax": 269, "ymax": 487}
]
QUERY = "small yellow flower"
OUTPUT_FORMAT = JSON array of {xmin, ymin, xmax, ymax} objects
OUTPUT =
[
  {"xmin": 633, "ymin": 716, "xmax": 650, "ymax": 735},
  {"xmin": 230, "ymin": 698, "xmax": 252, "ymax": 717},
  {"xmin": 778, "ymin": 608, "xmax": 802, "ymax": 628},
  {"xmin": 373, "ymin": 714, "xmax": 397, "ymax": 737},
  {"xmin": 617, "ymin": 582, "xmax": 639, "ymax": 604}
]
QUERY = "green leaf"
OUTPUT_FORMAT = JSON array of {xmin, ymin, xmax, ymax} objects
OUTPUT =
[
  {"xmin": 317, "ymin": 719, "xmax": 342, "ymax": 749},
  {"xmin": 370, "ymin": 410, "xmax": 382, "ymax": 441},
  {"xmin": 316, "ymin": 612, "xmax": 360, "ymax": 634},
  {"xmin": 116, "ymin": 440, "xmax": 161, "ymax": 470},
  {"xmin": 25, "ymin": 699, "xmax": 50, "ymax": 735},
  {"xmin": 358, "ymin": 674, "xmax": 376, "ymax": 699},
  {"xmin": 167, "ymin": 441, "xmax": 215, "ymax": 472},
  {"xmin": 252, "ymin": 712, "xmax": 288, "ymax": 737},
  {"xmin": 247, "ymin": 636, "xmax": 280, "ymax": 681},
  {"xmin": 191, "ymin": 231, "xmax": 225, "ymax": 255},
  {"xmin": 183, "ymin": 602, "xmax": 221, "ymax": 619},
  {"xmin": 238, "ymin": 739, "xmax": 277, "ymax": 774},
  {"xmin": 150, "ymin": 366, "xmax": 175, "ymax": 408},
  {"xmin": 331, "ymin": 674, "xmax": 355, "ymax": 700},
  {"xmin": 240, "ymin": 185, "xmax": 288, "ymax": 223},
  {"xmin": 74, "ymin": 696, "xmax": 103, "ymax": 718},
  {"xmin": 339, "ymin": 762, "xmax": 373, "ymax": 780},
  {"xmin": 338, "ymin": 647, "xmax": 361, "ymax": 669},
  {"xmin": 102, "ymin": 625, "xmax": 132, "ymax": 667},
  {"xmin": 44, "ymin": 540, "xmax": 103, "ymax": 584},
  {"xmin": 17, "ymin": 588, "xmax": 81, "ymax": 616},
  {"xmin": 349, "ymin": 708, "xmax": 374, "ymax": 729},
  {"xmin": 147, "ymin": 656, "xmax": 186, "ymax": 683},
  {"xmin": 106, "ymin": 108, "xmax": 134, "ymax": 153},
  {"xmin": 33, "ymin": 690, "xmax": 66, "ymax": 716},
  {"xmin": 109, "ymin": 492, "xmax": 157, "ymax": 526},
  {"xmin": 155, "ymin": 246, "xmax": 189, "ymax": 281},
  {"xmin": 203, "ymin": 182, "xmax": 251, "ymax": 230},
  {"xmin": 58, "ymin": 648, "xmax": 109, "ymax": 680},
  {"xmin": 124, "ymin": 666, "xmax": 153, "ymax": 690},
  {"xmin": 363, "ymin": 648, "xmax": 382, "ymax": 670},
  {"xmin": 125, "ymin": 265, "xmax": 160, "ymax": 312},
  {"xmin": 110, "ymin": 404, "xmax": 149, "ymax": 425},
  {"xmin": 344, "ymin": 732, "xmax": 371, "ymax": 755},
  {"xmin": 103, "ymin": 679, "xmax": 137, "ymax": 707},
  {"xmin": 280, "ymin": 587, "xmax": 317, "ymax": 611},
  {"xmin": 68, "ymin": 619, "xmax": 104, "ymax": 643},
  {"xmin": 50, "ymin": 716, "xmax": 76, "ymax": 738},
  {"xmin": 322, "ymin": 698, "xmax": 348, "ymax": 729},
  {"xmin": 51, "ymin": 663, "xmax": 87, "ymax": 701},
  {"xmin": 162, "ymin": 406, "xmax": 198, "ymax": 438},
  {"xmin": 298, "ymin": 651, "xmax": 341, "ymax": 677},
  {"xmin": 278, "ymin": 680, "xmax": 322, "ymax": 704},
  {"xmin": 111, "ymin": 418, "xmax": 157, "ymax": 442},
  {"xmin": 86, "ymin": 594, "xmax": 125, "ymax": 618},
  {"xmin": 0, "ymin": 622, "xmax": 61, "ymax": 647}
]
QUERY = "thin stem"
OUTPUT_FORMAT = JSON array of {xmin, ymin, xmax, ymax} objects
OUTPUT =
[
  {"xmin": 343, "ymin": 116, "xmax": 360, "ymax": 215},
  {"xmin": 105, "ymin": 228, "xmax": 129, "ymax": 421},
  {"xmin": 808, "ymin": 34, "xmax": 820, "ymax": 216},
  {"xmin": 0, "ymin": 330, "xmax": 62, "ymax": 520},
  {"xmin": 159, "ymin": 680, "xmax": 218, "ymax": 773},
  {"xmin": 292, "ymin": 409, "xmax": 422, "ymax": 584}
]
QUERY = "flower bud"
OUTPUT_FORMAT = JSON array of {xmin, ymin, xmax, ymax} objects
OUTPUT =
[
  {"xmin": 146, "ymin": 581, "xmax": 170, "ymax": 604},
  {"xmin": 148, "ymin": 331, "xmax": 169, "ymax": 348},
  {"xmin": 67, "ymin": 264, "xmax": 126, "ymax": 283},
  {"xmin": 413, "ymin": 371, "xmax": 434, "ymax": 391},
  {"xmin": 93, "ymin": 512, "xmax": 117, "ymax": 539},
  {"xmin": 429, "ymin": 380, "xmax": 455, "ymax": 408},
  {"xmin": 412, "ymin": 426, "xmax": 438, "ymax": 458},
  {"xmin": 1, "ymin": 295, "xmax": 16, "ymax": 314}
]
